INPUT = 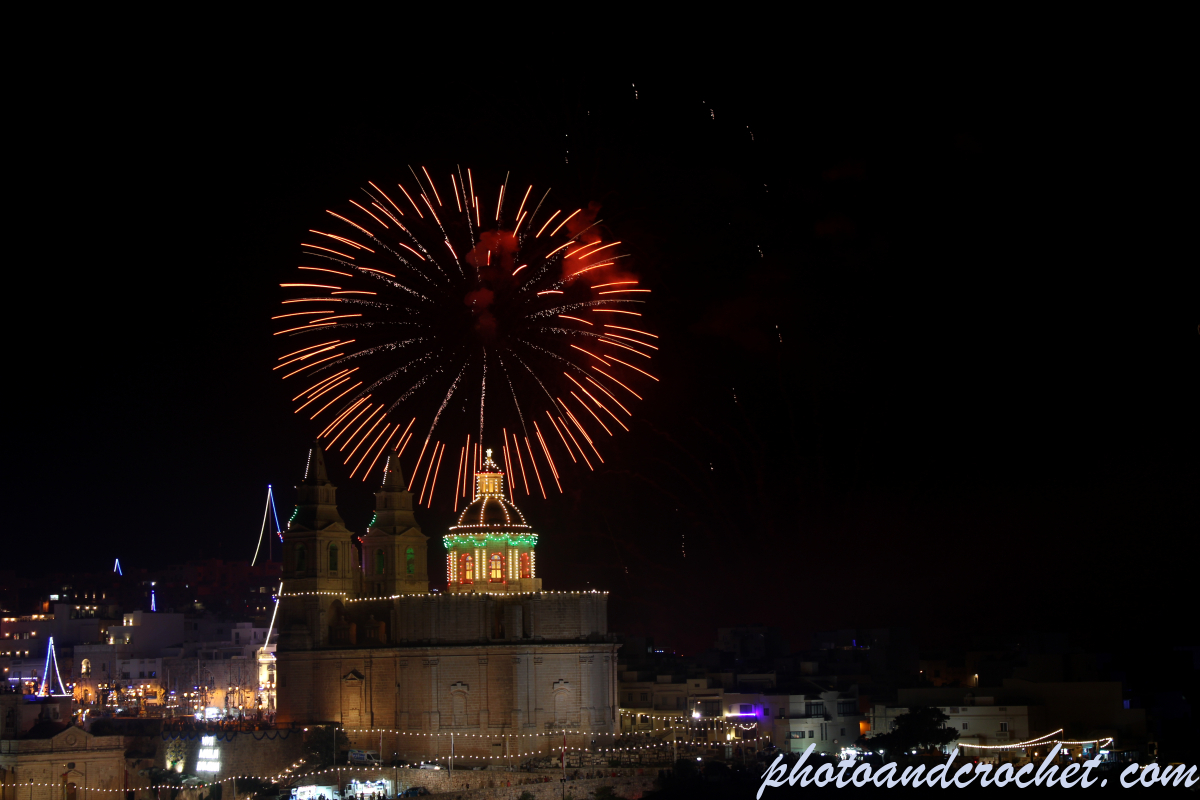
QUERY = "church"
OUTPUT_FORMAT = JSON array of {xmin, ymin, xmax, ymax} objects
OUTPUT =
[{"xmin": 274, "ymin": 444, "xmax": 618, "ymax": 761}]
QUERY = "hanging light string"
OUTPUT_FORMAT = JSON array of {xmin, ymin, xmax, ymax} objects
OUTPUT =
[
  {"xmin": 3, "ymin": 733, "xmax": 772, "ymax": 791},
  {"xmin": 618, "ymin": 709, "xmax": 756, "ymax": 730},
  {"xmin": 956, "ymin": 732, "xmax": 1115, "ymax": 751},
  {"xmin": 280, "ymin": 590, "xmax": 607, "ymax": 601}
]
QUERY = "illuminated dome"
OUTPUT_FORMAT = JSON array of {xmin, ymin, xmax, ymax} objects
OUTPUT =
[
  {"xmin": 449, "ymin": 449, "xmax": 530, "ymax": 531},
  {"xmin": 444, "ymin": 448, "xmax": 540, "ymax": 593},
  {"xmin": 453, "ymin": 494, "xmax": 529, "ymax": 529}
]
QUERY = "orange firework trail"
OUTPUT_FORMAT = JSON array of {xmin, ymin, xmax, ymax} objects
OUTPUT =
[{"xmin": 271, "ymin": 164, "xmax": 657, "ymax": 502}]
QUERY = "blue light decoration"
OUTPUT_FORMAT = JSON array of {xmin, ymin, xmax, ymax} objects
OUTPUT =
[
  {"xmin": 252, "ymin": 485, "xmax": 286, "ymax": 565},
  {"xmin": 151, "ymin": 590, "xmax": 156, "ymax": 612},
  {"xmin": 37, "ymin": 636, "xmax": 70, "ymax": 697},
  {"xmin": 113, "ymin": 558, "xmax": 123, "ymax": 576},
  {"xmin": 270, "ymin": 485, "xmax": 284, "ymax": 542}
]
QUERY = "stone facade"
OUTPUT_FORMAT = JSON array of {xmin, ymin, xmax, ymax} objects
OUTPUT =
[
  {"xmin": 275, "ymin": 445, "xmax": 619, "ymax": 759},
  {"xmin": 154, "ymin": 729, "xmax": 304, "ymax": 785},
  {"xmin": 0, "ymin": 727, "xmax": 125, "ymax": 800}
]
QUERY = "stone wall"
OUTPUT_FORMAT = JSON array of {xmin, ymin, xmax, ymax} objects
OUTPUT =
[
  {"xmin": 278, "ymin": 643, "xmax": 618, "ymax": 756},
  {"xmin": 155, "ymin": 730, "xmax": 305, "ymax": 783}
]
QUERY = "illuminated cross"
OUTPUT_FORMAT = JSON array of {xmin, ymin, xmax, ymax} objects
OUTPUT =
[{"xmin": 486, "ymin": 448, "xmax": 492, "ymax": 459}]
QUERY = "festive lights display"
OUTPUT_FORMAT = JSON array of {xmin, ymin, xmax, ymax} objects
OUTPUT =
[
  {"xmin": 281, "ymin": 590, "xmax": 605, "ymax": 599},
  {"xmin": 619, "ymin": 709, "xmax": 753, "ymax": 725},
  {"xmin": 6, "ymin": 729, "xmax": 771, "ymax": 794},
  {"xmin": 6, "ymin": 758, "xmax": 309, "ymax": 792},
  {"xmin": 252, "ymin": 485, "xmax": 286, "ymax": 565},
  {"xmin": 949, "ymin": 729, "xmax": 1061, "ymax": 751},
  {"xmin": 956, "ymin": 729, "xmax": 1116, "ymax": 751},
  {"xmin": 443, "ymin": 532, "xmax": 539, "ymax": 547},
  {"xmin": 36, "ymin": 635, "xmax": 69, "ymax": 697}
]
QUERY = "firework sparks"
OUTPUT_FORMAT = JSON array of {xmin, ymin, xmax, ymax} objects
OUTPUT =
[{"xmin": 272, "ymin": 165, "xmax": 656, "ymax": 502}]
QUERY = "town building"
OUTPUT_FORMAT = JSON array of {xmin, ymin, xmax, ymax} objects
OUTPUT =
[
  {"xmin": 274, "ymin": 445, "xmax": 618, "ymax": 763},
  {"xmin": 0, "ymin": 696, "xmax": 126, "ymax": 800}
]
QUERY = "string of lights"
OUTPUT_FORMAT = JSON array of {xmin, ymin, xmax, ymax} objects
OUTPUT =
[
  {"xmin": 343, "ymin": 725, "xmax": 751, "ymax": 739},
  {"xmin": 618, "ymin": 710, "xmax": 754, "ymax": 730},
  {"xmin": 281, "ymin": 590, "xmax": 607, "ymax": 600},
  {"xmin": 952, "ymin": 728, "xmax": 1062, "ymax": 750},
  {"xmin": 8, "ymin": 739, "xmax": 760, "ymax": 793},
  {"xmin": 7, "ymin": 759, "xmax": 309, "ymax": 792},
  {"xmin": 956, "ymin": 736, "xmax": 1114, "ymax": 751},
  {"xmin": 955, "ymin": 729, "xmax": 1115, "ymax": 751}
]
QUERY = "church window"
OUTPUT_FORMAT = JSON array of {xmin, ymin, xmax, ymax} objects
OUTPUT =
[
  {"xmin": 295, "ymin": 544, "xmax": 307, "ymax": 572},
  {"xmin": 329, "ymin": 544, "xmax": 338, "ymax": 572},
  {"xmin": 490, "ymin": 553, "xmax": 503, "ymax": 580},
  {"xmin": 375, "ymin": 550, "xmax": 385, "ymax": 575},
  {"xmin": 520, "ymin": 552, "xmax": 531, "ymax": 579},
  {"xmin": 80, "ymin": 659, "xmax": 91, "ymax": 677},
  {"xmin": 406, "ymin": 547, "xmax": 415, "ymax": 575},
  {"xmin": 459, "ymin": 552, "xmax": 473, "ymax": 583}
]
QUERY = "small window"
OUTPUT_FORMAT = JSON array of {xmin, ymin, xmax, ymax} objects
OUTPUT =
[
  {"xmin": 329, "ymin": 544, "xmax": 339, "ymax": 572},
  {"xmin": 375, "ymin": 550, "xmax": 385, "ymax": 575},
  {"xmin": 490, "ymin": 552, "xmax": 503, "ymax": 580},
  {"xmin": 520, "ymin": 552, "xmax": 531, "ymax": 579},
  {"xmin": 808, "ymin": 730, "xmax": 814, "ymax": 739},
  {"xmin": 1000, "ymin": 722, "xmax": 1009, "ymax": 732},
  {"xmin": 406, "ymin": 547, "xmax": 415, "ymax": 575},
  {"xmin": 840, "ymin": 728, "xmax": 846, "ymax": 737},
  {"xmin": 962, "ymin": 722, "xmax": 968, "ymax": 730},
  {"xmin": 739, "ymin": 704, "xmax": 753, "ymax": 714},
  {"xmin": 640, "ymin": 693, "xmax": 649, "ymax": 702},
  {"xmin": 295, "ymin": 544, "xmax": 307, "ymax": 572}
]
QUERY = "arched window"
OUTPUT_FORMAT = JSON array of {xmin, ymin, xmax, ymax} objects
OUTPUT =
[
  {"xmin": 295, "ymin": 544, "xmax": 307, "ymax": 573},
  {"xmin": 406, "ymin": 547, "xmax": 415, "ymax": 575},
  {"xmin": 375, "ymin": 550, "xmax": 385, "ymax": 575},
  {"xmin": 520, "ymin": 552, "xmax": 531, "ymax": 579},
  {"xmin": 459, "ymin": 552, "xmax": 473, "ymax": 583},
  {"xmin": 329, "ymin": 544, "xmax": 338, "ymax": 572},
  {"xmin": 80, "ymin": 659, "xmax": 92, "ymax": 677},
  {"xmin": 490, "ymin": 552, "xmax": 503, "ymax": 581}
]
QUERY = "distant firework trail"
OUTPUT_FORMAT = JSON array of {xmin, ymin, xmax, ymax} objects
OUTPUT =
[{"xmin": 273, "ymin": 166, "xmax": 658, "ymax": 505}]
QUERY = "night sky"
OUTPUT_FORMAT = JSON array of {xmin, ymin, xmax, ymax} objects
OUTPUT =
[{"xmin": 13, "ymin": 61, "xmax": 1195, "ymax": 655}]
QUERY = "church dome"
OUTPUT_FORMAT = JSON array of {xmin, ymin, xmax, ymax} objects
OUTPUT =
[
  {"xmin": 452, "ymin": 494, "xmax": 529, "ymax": 530},
  {"xmin": 447, "ymin": 449, "xmax": 531, "ymax": 533}
]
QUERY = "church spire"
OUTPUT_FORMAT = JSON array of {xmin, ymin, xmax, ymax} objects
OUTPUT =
[
  {"xmin": 290, "ymin": 442, "xmax": 345, "ymax": 531},
  {"xmin": 381, "ymin": 452, "xmax": 406, "ymax": 490},
  {"xmin": 371, "ymin": 452, "xmax": 418, "ymax": 532},
  {"xmin": 303, "ymin": 441, "xmax": 331, "ymax": 485}
]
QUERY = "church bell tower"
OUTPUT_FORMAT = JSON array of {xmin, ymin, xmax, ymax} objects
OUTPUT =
[
  {"xmin": 360, "ymin": 453, "xmax": 429, "ymax": 596},
  {"xmin": 279, "ymin": 443, "xmax": 356, "ymax": 647}
]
